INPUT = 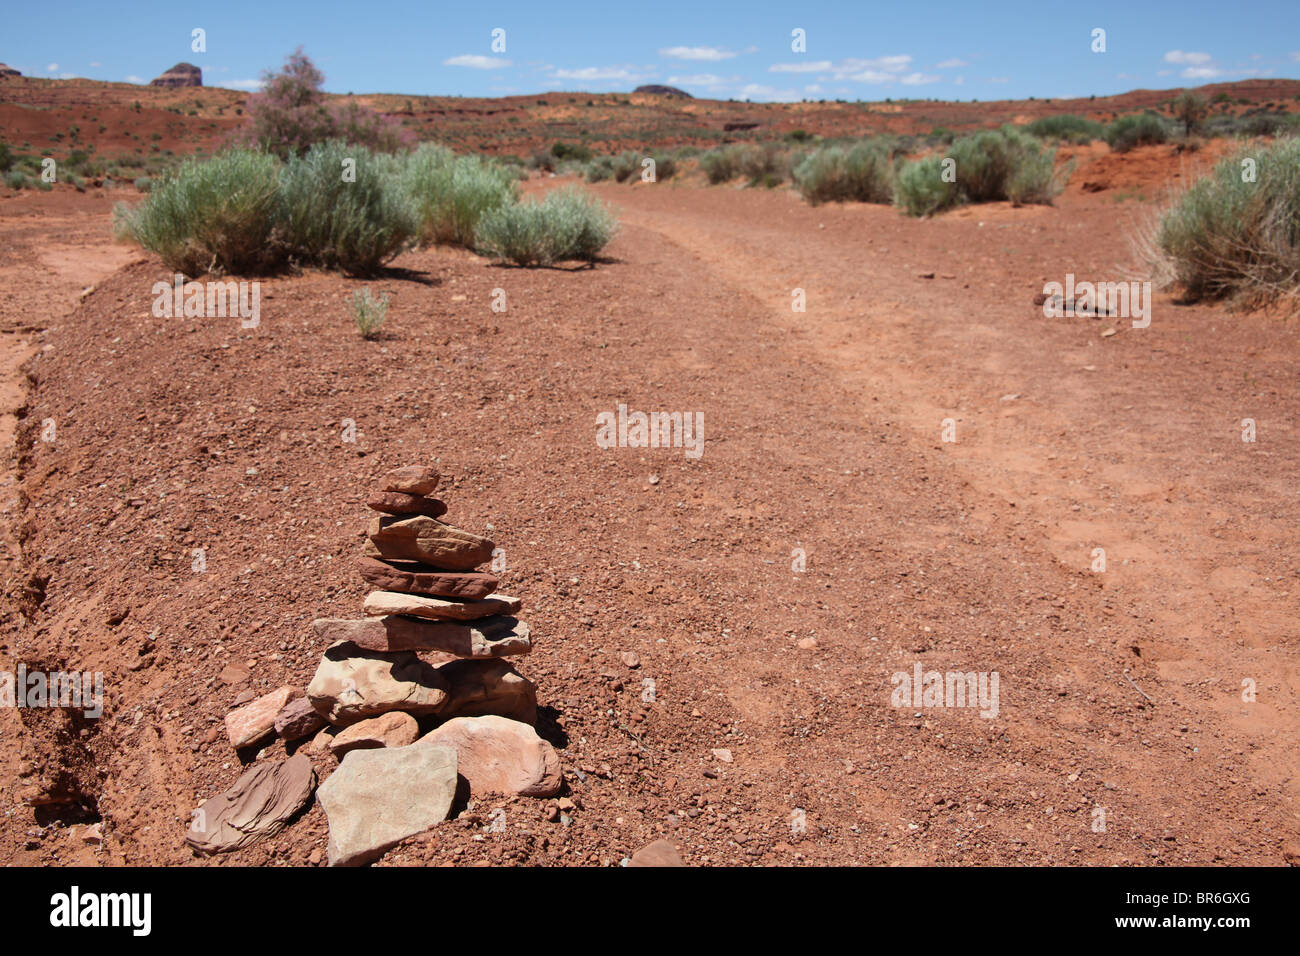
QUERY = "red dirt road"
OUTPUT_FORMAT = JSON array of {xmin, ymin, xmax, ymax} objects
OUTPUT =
[{"xmin": 1, "ymin": 170, "xmax": 1297, "ymax": 865}]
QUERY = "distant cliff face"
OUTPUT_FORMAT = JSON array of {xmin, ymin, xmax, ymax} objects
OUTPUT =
[
  {"xmin": 0, "ymin": 63, "xmax": 21, "ymax": 78},
  {"xmin": 150, "ymin": 63, "xmax": 203, "ymax": 88},
  {"xmin": 634, "ymin": 84, "xmax": 692, "ymax": 98}
]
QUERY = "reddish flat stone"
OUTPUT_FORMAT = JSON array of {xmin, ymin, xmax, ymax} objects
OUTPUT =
[
  {"xmin": 357, "ymin": 557, "xmax": 498, "ymax": 599},
  {"xmin": 311, "ymin": 616, "xmax": 531, "ymax": 657},
  {"xmin": 381, "ymin": 465, "xmax": 440, "ymax": 496},
  {"xmin": 274, "ymin": 696, "xmax": 327, "ymax": 741},
  {"xmin": 225, "ymin": 686, "xmax": 294, "ymax": 749},
  {"xmin": 366, "ymin": 492, "xmax": 447, "ymax": 518},
  {"xmin": 367, "ymin": 515, "xmax": 494, "ymax": 570}
]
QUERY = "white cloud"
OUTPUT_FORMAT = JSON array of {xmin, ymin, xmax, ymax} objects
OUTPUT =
[
  {"xmin": 551, "ymin": 65, "xmax": 653, "ymax": 82},
  {"xmin": 219, "ymin": 79, "xmax": 264, "ymax": 90},
  {"xmin": 125, "ymin": 74, "xmax": 144, "ymax": 84},
  {"xmin": 660, "ymin": 46, "xmax": 735, "ymax": 61},
  {"xmin": 737, "ymin": 82, "xmax": 798, "ymax": 102},
  {"xmin": 444, "ymin": 55, "xmax": 511, "ymax": 69},
  {"xmin": 89, "ymin": 61, "xmax": 102, "ymax": 68},
  {"xmin": 769, "ymin": 60, "xmax": 833, "ymax": 73},
  {"xmin": 1164, "ymin": 50, "xmax": 1212, "ymax": 65},
  {"xmin": 666, "ymin": 73, "xmax": 726, "ymax": 86},
  {"xmin": 988, "ymin": 76, "xmax": 1009, "ymax": 83},
  {"xmin": 46, "ymin": 62, "xmax": 58, "ymax": 71},
  {"xmin": 1292, "ymin": 52, "xmax": 1300, "ymax": 62},
  {"xmin": 743, "ymin": 45, "xmax": 760, "ymax": 55},
  {"xmin": 937, "ymin": 58, "xmax": 968, "ymax": 68},
  {"xmin": 57, "ymin": 73, "xmax": 80, "ymax": 80},
  {"xmin": 954, "ymin": 76, "xmax": 965, "ymax": 86},
  {"xmin": 768, "ymin": 55, "xmax": 922, "ymax": 85},
  {"xmin": 1181, "ymin": 66, "xmax": 1223, "ymax": 79},
  {"xmin": 804, "ymin": 83, "xmax": 823, "ymax": 94}
]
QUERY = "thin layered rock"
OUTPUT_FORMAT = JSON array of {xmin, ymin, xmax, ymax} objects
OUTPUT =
[
  {"xmin": 363, "ymin": 589, "xmax": 521, "ymax": 621},
  {"xmin": 357, "ymin": 556, "xmax": 499, "ymax": 599},
  {"xmin": 312, "ymin": 615, "xmax": 531, "ymax": 657}
]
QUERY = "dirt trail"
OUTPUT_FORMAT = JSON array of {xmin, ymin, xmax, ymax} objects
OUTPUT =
[
  {"xmin": 594, "ymin": 179, "xmax": 1300, "ymax": 834},
  {"xmin": 1, "ymin": 181, "xmax": 1296, "ymax": 865}
]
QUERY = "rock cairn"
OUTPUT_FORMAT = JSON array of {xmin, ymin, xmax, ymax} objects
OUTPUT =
[
  {"xmin": 197, "ymin": 464, "xmax": 561, "ymax": 864},
  {"xmin": 310, "ymin": 464, "xmax": 559, "ymax": 864}
]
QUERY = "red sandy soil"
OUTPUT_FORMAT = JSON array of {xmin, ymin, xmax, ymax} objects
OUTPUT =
[
  {"xmin": 4, "ymin": 74, "xmax": 1298, "ymax": 160},
  {"xmin": 1, "ymin": 133, "xmax": 1298, "ymax": 865}
]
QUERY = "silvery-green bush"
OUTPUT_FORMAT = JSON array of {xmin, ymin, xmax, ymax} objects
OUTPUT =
[
  {"xmin": 112, "ymin": 148, "xmax": 283, "ymax": 275},
  {"xmin": 402, "ymin": 144, "xmax": 518, "ymax": 247},
  {"xmin": 278, "ymin": 140, "xmax": 416, "ymax": 275},
  {"xmin": 475, "ymin": 185, "xmax": 617, "ymax": 266},
  {"xmin": 1157, "ymin": 137, "xmax": 1300, "ymax": 305}
]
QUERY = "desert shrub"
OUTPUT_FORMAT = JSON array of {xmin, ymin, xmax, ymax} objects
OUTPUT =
[
  {"xmin": 1154, "ymin": 137, "xmax": 1300, "ymax": 305},
  {"xmin": 946, "ymin": 127, "xmax": 1063, "ymax": 204},
  {"xmin": 552, "ymin": 141, "xmax": 594, "ymax": 163},
  {"xmin": 738, "ymin": 143, "xmax": 787, "ymax": 186},
  {"xmin": 475, "ymin": 185, "xmax": 617, "ymax": 266},
  {"xmin": 402, "ymin": 144, "xmax": 517, "ymax": 247},
  {"xmin": 0, "ymin": 141, "xmax": 13, "ymax": 172},
  {"xmin": 610, "ymin": 151, "xmax": 639, "ymax": 183},
  {"xmin": 236, "ymin": 48, "xmax": 413, "ymax": 158},
  {"xmin": 894, "ymin": 128, "xmax": 1066, "ymax": 216},
  {"xmin": 133, "ymin": 176, "xmax": 153, "ymax": 192},
  {"xmin": 278, "ymin": 140, "xmax": 416, "ymax": 274},
  {"xmin": 349, "ymin": 287, "xmax": 389, "ymax": 338},
  {"xmin": 700, "ymin": 145, "xmax": 743, "ymax": 184},
  {"xmin": 113, "ymin": 148, "xmax": 284, "ymax": 275},
  {"xmin": 1171, "ymin": 92, "xmax": 1209, "ymax": 136},
  {"xmin": 644, "ymin": 152, "xmax": 676, "ymax": 182},
  {"xmin": 4, "ymin": 169, "xmax": 28, "ymax": 190},
  {"xmin": 1106, "ymin": 114, "xmax": 1172, "ymax": 152},
  {"xmin": 1025, "ymin": 114, "xmax": 1106, "ymax": 143},
  {"xmin": 793, "ymin": 140, "xmax": 894, "ymax": 204},
  {"xmin": 894, "ymin": 155, "xmax": 962, "ymax": 216},
  {"xmin": 584, "ymin": 155, "xmax": 615, "ymax": 182}
]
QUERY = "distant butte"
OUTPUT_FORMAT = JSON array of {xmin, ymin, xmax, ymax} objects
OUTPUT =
[
  {"xmin": 150, "ymin": 62, "xmax": 202, "ymax": 88},
  {"xmin": 634, "ymin": 84, "xmax": 692, "ymax": 98}
]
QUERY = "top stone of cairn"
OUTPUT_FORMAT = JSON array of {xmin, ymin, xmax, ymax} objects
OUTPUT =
[{"xmin": 382, "ymin": 465, "xmax": 440, "ymax": 497}]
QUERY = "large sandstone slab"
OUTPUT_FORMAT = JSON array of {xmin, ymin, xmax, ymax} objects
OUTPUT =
[
  {"xmin": 438, "ymin": 658, "xmax": 538, "ymax": 724},
  {"xmin": 317, "ymin": 744, "xmax": 458, "ymax": 866},
  {"xmin": 363, "ymin": 590, "xmax": 521, "ymax": 621},
  {"xmin": 225, "ymin": 686, "xmax": 294, "ymax": 748},
  {"xmin": 421, "ymin": 715, "xmax": 561, "ymax": 798},
  {"xmin": 357, "ymin": 557, "xmax": 499, "ymax": 599},
  {"xmin": 367, "ymin": 515, "xmax": 493, "ymax": 570},
  {"xmin": 381, "ymin": 465, "xmax": 440, "ymax": 496},
  {"xmin": 186, "ymin": 754, "xmax": 316, "ymax": 855},
  {"xmin": 307, "ymin": 642, "xmax": 449, "ymax": 725},
  {"xmin": 366, "ymin": 492, "xmax": 447, "ymax": 518},
  {"xmin": 312, "ymin": 616, "xmax": 531, "ymax": 658}
]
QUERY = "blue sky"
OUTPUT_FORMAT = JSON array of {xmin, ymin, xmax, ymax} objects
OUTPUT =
[{"xmin": 6, "ymin": 0, "xmax": 1299, "ymax": 101}]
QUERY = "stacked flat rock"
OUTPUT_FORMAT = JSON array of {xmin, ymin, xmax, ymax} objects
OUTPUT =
[{"xmin": 307, "ymin": 465, "xmax": 540, "ymax": 729}]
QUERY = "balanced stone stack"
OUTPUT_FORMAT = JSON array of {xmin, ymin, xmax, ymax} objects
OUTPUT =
[
  {"xmin": 305, "ymin": 464, "xmax": 561, "ymax": 865},
  {"xmin": 307, "ymin": 464, "xmax": 539, "ymax": 728}
]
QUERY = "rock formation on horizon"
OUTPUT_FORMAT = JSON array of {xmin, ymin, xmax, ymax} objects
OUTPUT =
[
  {"xmin": 634, "ymin": 84, "xmax": 692, "ymax": 98},
  {"xmin": 150, "ymin": 62, "xmax": 202, "ymax": 88},
  {"xmin": 0, "ymin": 63, "xmax": 21, "ymax": 78}
]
